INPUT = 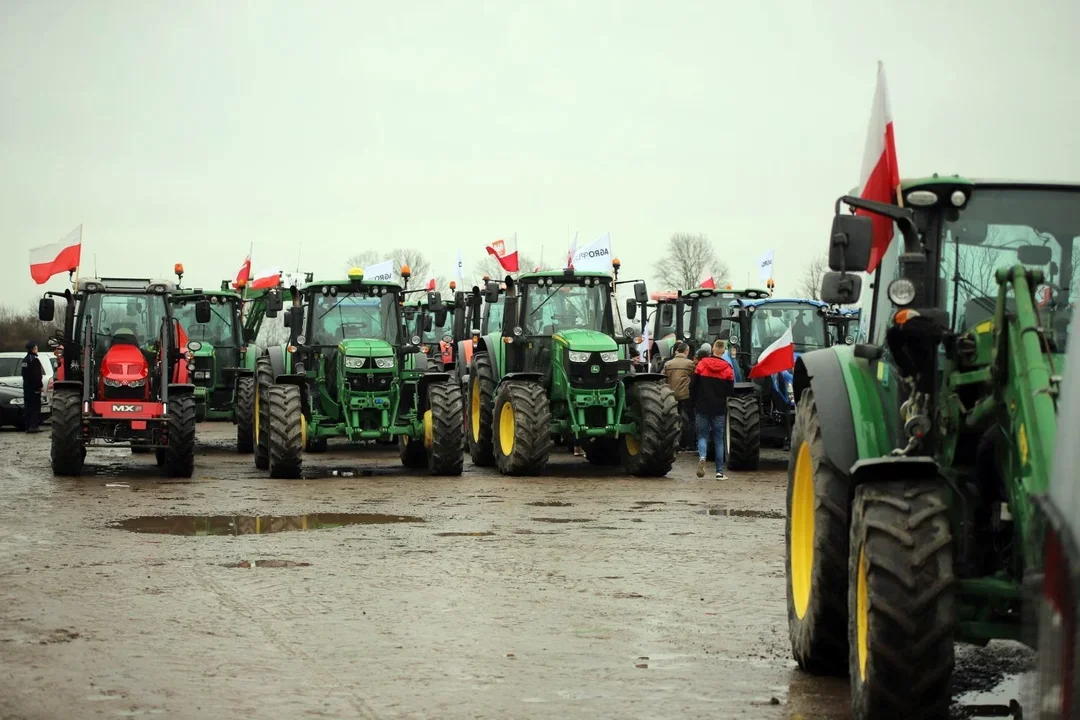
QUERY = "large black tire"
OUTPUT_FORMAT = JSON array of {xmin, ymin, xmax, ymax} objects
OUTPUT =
[
  {"xmin": 399, "ymin": 435, "xmax": 428, "ymax": 468},
  {"xmin": 584, "ymin": 437, "xmax": 620, "ymax": 466},
  {"xmin": 254, "ymin": 356, "xmax": 273, "ymax": 469},
  {"xmin": 427, "ymin": 381, "xmax": 464, "ymax": 476},
  {"xmin": 620, "ymin": 381, "xmax": 679, "ymax": 477},
  {"xmin": 236, "ymin": 376, "xmax": 255, "ymax": 453},
  {"xmin": 848, "ymin": 481, "xmax": 954, "ymax": 720},
  {"xmin": 467, "ymin": 352, "xmax": 497, "ymax": 466},
  {"xmin": 786, "ymin": 388, "xmax": 850, "ymax": 675},
  {"xmin": 162, "ymin": 393, "xmax": 196, "ymax": 478},
  {"xmin": 267, "ymin": 384, "xmax": 303, "ymax": 479},
  {"xmin": 725, "ymin": 393, "xmax": 761, "ymax": 471},
  {"xmin": 493, "ymin": 381, "xmax": 552, "ymax": 475},
  {"xmin": 50, "ymin": 389, "xmax": 84, "ymax": 476}
]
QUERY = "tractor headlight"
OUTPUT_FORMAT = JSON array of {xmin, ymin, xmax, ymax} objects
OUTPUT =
[
  {"xmin": 442, "ymin": 335, "xmax": 452, "ymax": 343},
  {"xmin": 374, "ymin": 357, "xmax": 395, "ymax": 369},
  {"xmin": 194, "ymin": 371, "xmax": 211, "ymax": 380},
  {"xmin": 887, "ymin": 278, "xmax": 917, "ymax": 306},
  {"xmin": 786, "ymin": 381, "xmax": 795, "ymax": 403},
  {"xmin": 129, "ymin": 378, "xmax": 146, "ymax": 387},
  {"xmin": 568, "ymin": 351, "xmax": 590, "ymax": 363},
  {"xmin": 599, "ymin": 352, "xmax": 619, "ymax": 363},
  {"xmin": 344, "ymin": 356, "xmax": 365, "ymax": 369},
  {"xmin": 104, "ymin": 378, "xmax": 123, "ymax": 387},
  {"xmin": 187, "ymin": 340, "xmax": 202, "ymax": 352}
]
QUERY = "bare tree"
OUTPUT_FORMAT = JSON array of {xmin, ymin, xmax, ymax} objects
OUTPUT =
[
  {"xmin": 798, "ymin": 254, "xmax": 828, "ymax": 300},
  {"xmin": 345, "ymin": 248, "xmax": 432, "ymax": 284},
  {"xmin": 653, "ymin": 233, "xmax": 730, "ymax": 290}
]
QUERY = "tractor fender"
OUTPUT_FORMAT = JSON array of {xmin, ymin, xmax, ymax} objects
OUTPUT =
[
  {"xmin": 623, "ymin": 372, "xmax": 665, "ymax": 387},
  {"xmin": 266, "ymin": 344, "xmax": 289, "ymax": 379},
  {"xmin": 850, "ymin": 456, "xmax": 939, "ymax": 486},
  {"xmin": 168, "ymin": 383, "xmax": 196, "ymax": 395},
  {"xmin": 501, "ymin": 372, "xmax": 544, "ymax": 386},
  {"xmin": 53, "ymin": 380, "xmax": 83, "ymax": 394},
  {"xmin": 793, "ymin": 350, "xmax": 858, "ymax": 477},
  {"xmin": 731, "ymin": 381, "xmax": 757, "ymax": 396},
  {"xmin": 416, "ymin": 372, "xmax": 453, "ymax": 413},
  {"xmin": 272, "ymin": 373, "xmax": 311, "ymax": 419}
]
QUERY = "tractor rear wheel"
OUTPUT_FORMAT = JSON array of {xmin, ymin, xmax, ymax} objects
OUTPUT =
[
  {"xmin": 620, "ymin": 381, "xmax": 678, "ymax": 477},
  {"xmin": 236, "ymin": 376, "xmax": 255, "ymax": 453},
  {"xmin": 725, "ymin": 393, "xmax": 761, "ymax": 470},
  {"xmin": 254, "ymin": 356, "xmax": 273, "ymax": 469},
  {"xmin": 493, "ymin": 381, "xmax": 552, "ymax": 475},
  {"xmin": 399, "ymin": 435, "xmax": 428, "ymax": 468},
  {"xmin": 786, "ymin": 388, "xmax": 850, "ymax": 675},
  {"xmin": 162, "ymin": 393, "xmax": 196, "ymax": 478},
  {"xmin": 848, "ymin": 481, "xmax": 954, "ymax": 720},
  {"xmin": 467, "ymin": 353, "xmax": 497, "ymax": 466},
  {"xmin": 50, "ymin": 389, "xmax": 84, "ymax": 476},
  {"xmin": 267, "ymin": 384, "xmax": 303, "ymax": 479},
  {"xmin": 585, "ymin": 437, "xmax": 620, "ymax": 466},
  {"xmin": 427, "ymin": 381, "xmax": 464, "ymax": 476}
]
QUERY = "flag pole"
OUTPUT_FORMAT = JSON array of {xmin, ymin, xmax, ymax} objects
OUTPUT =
[{"xmin": 72, "ymin": 224, "xmax": 83, "ymax": 292}]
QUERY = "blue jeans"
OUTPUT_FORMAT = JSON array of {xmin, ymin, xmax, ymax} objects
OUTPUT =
[{"xmin": 696, "ymin": 413, "xmax": 726, "ymax": 473}]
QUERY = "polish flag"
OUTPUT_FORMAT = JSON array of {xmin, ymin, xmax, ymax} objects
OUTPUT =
[
  {"xmin": 249, "ymin": 267, "xmax": 281, "ymax": 290},
  {"xmin": 858, "ymin": 61, "xmax": 901, "ymax": 273},
  {"xmin": 425, "ymin": 277, "xmax": 437, "ymax": 291},
  {"xmin": 748, "ymin": 326, "xmax": 795, "ymax": 379},
  {"xmin": 233, "ymin": 255, "xmax": 252, "ymax": 289},
  {"xmin": 566, "ymin": 231, "xmax": 579, "ymax": 268},
  {"xmin": 486, "ymin": 234, "xmax": 519, "ymax": 273},
  {"xmin": 700, "ymin": 276, "xmax": 716, "ymax": 290},
  {"xmin": 30, "ymin": 225, "xmax": 82, "ymax": 285}
]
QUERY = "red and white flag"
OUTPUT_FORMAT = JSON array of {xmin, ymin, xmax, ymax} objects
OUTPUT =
[
  {"xmin": 700, "ymin": 276, "xmax": 716, "ymax": 290},
  {"xmin": 249, "ymin": 267, "xmax": 281, "ymax": 290},
  {"xmin": 233, "ymin": 254, "xmax": 252, "ymax": 289},
  {"xmin": 566, "ymin": 231, "xmax": 579, "ymax": 268},
  {"xmin": 858, "ymin": 61, "xmax": 901, "ymax": 273},
  {"xmin": 748, "ymin": 325, "xmax": 795, "ymax": 379},
  {"xmin": 30, "ymin": 225, "xmax": 82, "ymax": 285},
  {"xmin": 425, "ymin": 277, "xmax": 437, "ymax": 291},
  {"xmin": 486, "ymin": 234, "xmax": 519, "ymax": 273}
]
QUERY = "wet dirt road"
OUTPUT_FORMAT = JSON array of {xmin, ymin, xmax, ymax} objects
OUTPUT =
[{"xmin": 0, "ymin": 424, "xmax": 1030, "ymax": 719}]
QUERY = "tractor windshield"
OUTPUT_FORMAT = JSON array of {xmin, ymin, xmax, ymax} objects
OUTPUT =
[
  {"xmin": 750, "ymin": 303, "xmax": 827, "ymax": 356},
  {"xmin": 173, "ymin": 297, "xmax": 239, "ymax": 347},
  {"xmin": 941, "ymin": 187, "xmax": 1078, "ymax": 349},
  {"xmin": 523, "ymin": 280, "xmax": 611, "ymax": 335},
  {"xmin": 690, "ymin": 295, "xmax": 731, "ymax": 339},
  {"xmin": 312, "ymin": 292, "xmax": 400, "ymax": 346},
  {"xmin": 79, "ymin": 292, "xmax": 170, "ymax": 358}
]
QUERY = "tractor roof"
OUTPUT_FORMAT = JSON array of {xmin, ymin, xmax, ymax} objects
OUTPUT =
[
  {"xmin": 736, "ymin": 297, "xmax": 829, "ymax": 309},
  {"xmin": 172, "ymin": 287, "xmax": 240, "ymax": 300},
  {"xmin": 519, "ymin": 270, "xmax": 611, "ymax": 280},
  {"xmin": 77, "ymin": 277, "xmax": 176, "ymax": 293},
  {"xmin": 304, "ymin": 277, "xmax": 403, "ymax": 290},
  {"xmin": 847, "ymin": 175, "xmax": 1080, "ymax": 195},
  {"xmin": 682, "ymin": 287, "xmax": 772, "ymax": 300}
]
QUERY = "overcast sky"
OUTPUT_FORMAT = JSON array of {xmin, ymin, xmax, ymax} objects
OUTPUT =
[{"xmin": 2, "ymin": 0, "xmax": 1077, "ymax": 306}]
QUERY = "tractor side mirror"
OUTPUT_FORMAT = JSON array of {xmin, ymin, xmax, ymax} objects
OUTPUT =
[
  {"xmin": 195, "ymin": 299, "xmax": 212, "ymax": 324},
  {"xmin": 660, "ymin": 303, "xmax": 675, "ymax": 328},
  {"xmin": 633, "ymin": 281, "xmax": 648, "ymax": 305},
  {"xmin": 283, "ymin": 313, "xmax": 291, "ymax": 328},
  {"xmin": 1017, "ymin": 245, "xmax": 1053, "ymax": 266},
  {"xmin": 484, "ymin": 281, "xmax": 500, "ymax": 303},
  {"xmin": 287, "ymin": 306, "xmax": 303, "ymax": 336},
  {"xmin": 434, "ymin": 308, "xmax": 448, "ymax": 328},
  {"xmin": 829, "ymin": 214, "xmax": 874, "ymax": 271},
  {"xmin": 427, "ymin": 291, "xmax": 443, "ymax": 311},
  {"xmin": 706, "ymin": 307, "xmax": 726, "ymax": 335},
  {"xmin": 38, "ymin": 297, "xmax": 55, "ymax": 322},
  {"xmin": 265, "ymin": 291, "xmax": 283, "ymax": 317},
  {"xmin": 820, "ymin": 271, "xmax": 862, "ymax": 305},
  {"xmin": 625, "ymin": 298, "xmax": 637, "ymax": 320},
  {"xmin": 501, "ymin": 296, "xmax": 520, "ymax": 336}
]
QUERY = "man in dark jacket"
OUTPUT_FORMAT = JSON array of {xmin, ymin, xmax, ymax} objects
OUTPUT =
[
  {"xmin": 689, "ymin": 339, "xmax": 735, "ymax": 479},
  {"xmin": 20, "ymin": 341, "xmax": 45, "ymax": 433}
]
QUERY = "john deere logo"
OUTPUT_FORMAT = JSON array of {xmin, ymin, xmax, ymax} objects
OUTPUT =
[{"xmin": 590, "ymin": 365, "xmax": 600, "ymax": 374}]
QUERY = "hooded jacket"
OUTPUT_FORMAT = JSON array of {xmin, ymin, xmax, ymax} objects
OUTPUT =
[
  {"xmin": 662, "ymin": 355, "xmax": 695, "ymax": 401},
  {"xmin": 689, "ymin": 354, "xmax": 735, "ymax": 414}
]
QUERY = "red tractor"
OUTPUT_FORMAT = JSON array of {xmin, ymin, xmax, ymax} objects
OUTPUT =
[{"xmin": 37, "ymin": 277, "xmax": 210, "ymax": 477}]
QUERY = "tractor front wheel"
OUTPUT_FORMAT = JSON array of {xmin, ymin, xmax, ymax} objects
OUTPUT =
[
  {"xmin": 725, "ymin": 393, "xmax": 761, "ymax": 470},
  {"xmin": 848, "ymin": 481, "xmax": 954, "ymax": 720},
  {"xmin": 267, "ymin": 384, "xmax": 303, "ymax": 479},
  {"xmin": 162, "ymin": 393, "xmax": 196, "ymax": 478},
  {"xmin": 253, "ymin": 356, "xmax": 273, "ymax": 470},
  {"xmin": 236, "ymin": 376, "xmax": 255, "ymax": 453},
  {"xmin": 620, "ymin": 381, "xmax": 678, "ymax": 477},
  {"xmin": 786, "ymin": 388, "xmax": 850, "ymax": 674},
  {"xmin": 427, "ymin": 381, "xmax": 464, "ymax": 476},
  {"xmin": 399, "ymin": 435, "xmax": 428, "ymax": 468},
  {"xmin": 50, "ymin": 389, "xmax": 84, "ymax": 476},
  {"xmin": 493, "ymin": 381, "xmax": 552, "ymax": 475},
  {"xmin": 467, "ymin": 353, "xmax": 497, "ymax": 466}
]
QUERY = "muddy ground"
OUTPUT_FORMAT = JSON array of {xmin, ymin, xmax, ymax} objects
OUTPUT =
[{"xmin": 0, "ymin": 423, "xmax": 1032, "ymax": 719}]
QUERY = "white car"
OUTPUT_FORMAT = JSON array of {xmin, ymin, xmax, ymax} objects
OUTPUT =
[{"xmin": 0, "ymin": 351, "xmax": 54, "ymax": 426}]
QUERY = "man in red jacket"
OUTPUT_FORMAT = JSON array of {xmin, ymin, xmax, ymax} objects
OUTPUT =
[{"xmin": 689, "ymin": 339, "xmax": 735, "ymax": 479}]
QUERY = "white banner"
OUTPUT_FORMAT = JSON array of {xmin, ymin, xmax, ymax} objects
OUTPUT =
[
  {"xmin": 363, "ymin": 260, "xmax": 395, "ymax": 283},
  {"xmin": 455, "ymin": 248, "xmax": 465, "ymax": 287},
  {"xmin": 757, "ymin": 248, "xmax": 775, "ymax": 282},
  {"xmin": 572, "ymin": 232, "xmax": 612, "ymax": 273}
]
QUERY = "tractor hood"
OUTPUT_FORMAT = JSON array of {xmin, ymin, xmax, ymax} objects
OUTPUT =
[
  {"xmin": 553, "ymin": 329, "xmax": 617, "ymax": 353},
  {"xmin": 191, "ymin": 342, "xmax": 216, "ymax": 357},
  {"xmin": 340, "ymin": 338, "xmax": 395, "ymax": 357}
]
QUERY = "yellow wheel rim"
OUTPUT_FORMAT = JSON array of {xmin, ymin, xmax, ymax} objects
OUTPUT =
[
  {"xmin": 624, "ymin": 434, "xmax": 640, "ymax": 456},
  {"xmin": 790, "ymin": 441, "xmax": 815, "ymax": 619},
  {"xmin": 300, "ymin": 413, "xmax": 307, "ymax": 450},
  {"xmin": 856, "ymin": 546, "xmax": 869, "ymax": 681},
  {"xmin": 254, "ymin": 389, "xmax": 260, "ymax": 439},
  {"xmin": 498, "ymin": 401, "xmax": 515, "ymax": 457},
  {"xmin": 471, "ymin": 376, "xmax": 481, "ymax": 442},
  {"xmin": 423, "ymin": 409, "xmax": 433, "ymax": 449}
]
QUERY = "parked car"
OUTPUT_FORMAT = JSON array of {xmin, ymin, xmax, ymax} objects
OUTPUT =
[{"xmin": 0, "ymin": 351, "xmax": 54, "ymax": 428}]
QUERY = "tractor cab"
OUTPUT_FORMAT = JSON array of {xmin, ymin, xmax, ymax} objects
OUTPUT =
[
  {"xmin": 676, "ymin": 286, "xmax": 772, "ymax": 353},
  {"xmin": 171, "ymin": 286, "xmax": 243, "ymax": 420},
  {"xmin": 824, "ymin": 307, "xmax": 860, "ymax": 347}
]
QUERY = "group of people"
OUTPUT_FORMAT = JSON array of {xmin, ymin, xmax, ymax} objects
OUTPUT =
[{"xmin": 661, "ymin": 340, "xmax": 735, "ymax": 480}]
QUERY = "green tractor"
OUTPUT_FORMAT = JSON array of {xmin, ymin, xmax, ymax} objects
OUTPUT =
[
  {"xmin": 465, "ymin": 268, "xmax": 679, "ymax": 476},
  {"xmin": 786, "ymin": 177, "xmax": 1072, "ymax": 719},
  {"xmin": 253, "ymin": 267, "xmax": 464, "ymax": 478}
]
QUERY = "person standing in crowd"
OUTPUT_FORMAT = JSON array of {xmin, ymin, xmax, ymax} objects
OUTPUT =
[
  {"xmin": 662, "ymin": 342, "xmax": 695, "ymax": 450},
  {"xmin": 689, "ymin": 339, "xmax": 735, "ymax": 480},
  {"xmin": 20, "ymin": 341, "xmax": 45, "ymax": 434},
  {"xmin": 694, "ymin": 343, "xmax": 711, "ymax": 363}
]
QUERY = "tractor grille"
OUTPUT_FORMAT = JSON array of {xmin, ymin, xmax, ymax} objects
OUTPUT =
[
  {"xmin": 193, "ymin": 357, "xmax": 214, "ymax": 388},
  {"xmin": 103, "ymin": 385, "xmax": 146, "ymax": 401},
  {"xmin": 566, "ymin": 351, "xmax": 619, "ymax": 390},
  {"xmin": 347, "ymin": 372, "xmax": 392, "ymax": 392}
]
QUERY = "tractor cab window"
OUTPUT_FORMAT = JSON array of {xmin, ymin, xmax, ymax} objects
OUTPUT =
[
  {"xmin": 749, "ymin": 303, "xmax": 826, "ymax": 357},
  {"xmin": 173, "ymin": 298, "xmax": 239, "ymax": 347},
  {"xmin": 312, "ymin": 292, "xmax": 400, "ymax": 346},
  {"xmin": 79, "ymin": 292, "xmax": 169, "ymax": 358},
  {"xmin": 522, "ymin": 280, "xmax": 611, "ymax": 336},
  {"xmin": 690, "ymin": 295, "xmax": 730, "ymax": 340},
  {"xmin": 484, "ymin": 299, "xmax": 504, "ymax": 334},
  {"xmin": 941, "ymin": 187, "xmax": 1078, "ymax": 349},
  {"xmin": 421, "ymin": 305, "xmax": 453, "ymax": 343}
]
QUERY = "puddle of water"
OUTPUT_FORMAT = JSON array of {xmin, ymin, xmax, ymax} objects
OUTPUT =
[
  {"xmin": 110, "ymin": 513, "xmax": 426, "ymax": 536},
  {"xmin": 531, "ymin": 517, "xmax": 594, "ymax": 524},
  {"xmin": 956, "ymin": 673, "xmax": 1028, "ymax": 717},
  {"xmin": 435, "ymin": 531, "xmax": 496, "ymax": 537},
  {"xmin": 526, "ymin": 500, "xmax": 574, "ymax": 507},
  {"xmin": 698, "ymin": 507, "xmax": 785, "ymax": 519}
]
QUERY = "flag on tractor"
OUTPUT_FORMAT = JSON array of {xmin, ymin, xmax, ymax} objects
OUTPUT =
[
  {"xmin": 250, "ymin": 267, "xmax": 282, "ymax": 290},
  {"xmin": 748, "ymin": 326, "xmax": 795, "ymax": 379},
  {"xmin": 566, "ymin": 231, "xmax": 579, "ymax": 268},
  {"xmin": 30, "ymin": 225, "xmax": 82, "ymax": 284},
  {"xmin": 858, "ymin": 61, "xmax": 901, "ymax": 273},
  {"xmin": 700, "ymin": 276, "xmax": 716, "ymax": 290},
  {"xmin": 233, "ymin": 254, "xmax": 252, "ymax": 289},
  {"xmin": 486, "ymin": 234, "xmax": 519, "ymax": 273},
  {"xmin": 571, "ymin": 233, "xmax": 612, "ymax": 273},
  {"xmin": 425, "ymin": 278, "xmax": 436, "ymax": 291},
  {"xmin": 757, "ymin": 248, "xmax": 775, "ymax": 282}
]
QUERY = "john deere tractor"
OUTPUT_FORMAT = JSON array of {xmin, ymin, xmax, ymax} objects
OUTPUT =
[
  {"xmin": 465, "ymin": 269, "xmax": 679, "ymax": 476},
  {"xmin": 786, "ymin": 177, "xmax": 1072, "ymax": 719},
  {"xmin": 253, "ymin": 268, "xmax": 464, "ymax": 478}
]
